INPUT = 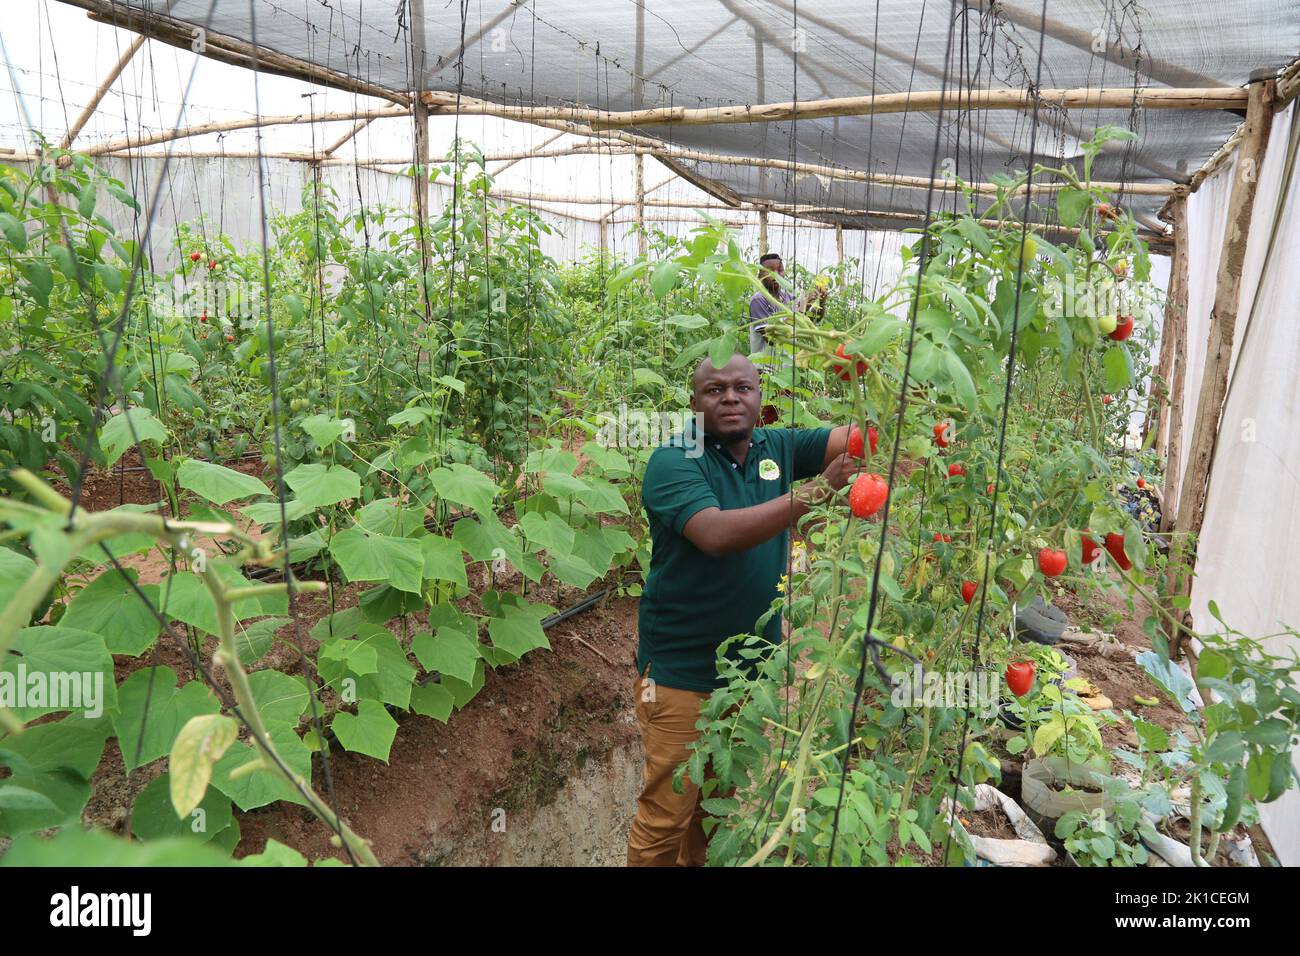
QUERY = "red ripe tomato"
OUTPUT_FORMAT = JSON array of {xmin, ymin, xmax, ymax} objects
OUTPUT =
[
  {"xmin": 1006, "ymin": 660, "xmax": 1036, "ymax": 697},
  {"xmin": 1080, "ymin": 533, "xmax": 1101, "ymax": 565},
  {"xmin": 933, "ymin": 420, "xmax": 952, "ymax": 448},
  {"xmin": 224, "ymin": 334, "xmax": 234, "ymax": 343},
  {"xmin": 1096, "ymin": 202, "xmax": 1119, "ymax": 222},
  {"xmin": 849, "ymin": 473, "xmax": 888, "ymax": 518},
  {"xmin": 1136, "ymin": 477, "xmax": 1146, "ymax": 489},
  {"xmin": 1102, "ymin": 395, "xmax": 1114, "ymax": 405},
  {"xmin": 846, "ymin": 425, "xmax": 880, "ymax": 460},
  {"xmin": 831, "ymin": 343, "xmax": 867, "ymax": 381},
  {"xmin": 199, "ymin": 312, "xmax": 208, "ymax": 323},
  {"xmin": 1038, "ymin": 547, "xmax": 1067, "ymax": 577},
  {"xmin": 1105, "ymin": 532, "xmax": 1132, "ymax": 571},
  {"xmin": 948, "ymin": 462, "xmax": 965, "ymax": 478},
  {"xmin": 208, "ymin": 259, "xmax": 217, "ymax": 269},
  {"xmin": 961, "ymin": 580, "xmax": 978, "ymax": 604},
  {"xmin": 847, "ymin": 425, "xmax": 864, "ymax": 459},
  {"xmin": 189, "ymin": 251, "xmax": 202, "ymax": 262},
  {"xmin": 1109, "ymin": 315, "xmax": 1135, "ymax": 341},
  {"xmin": 932, "ymin": 532, "xmax": 952, "ymax": 543},
  {"xmin": 986, "ymin": 482, "xmax": 996, "ymax": 495}
]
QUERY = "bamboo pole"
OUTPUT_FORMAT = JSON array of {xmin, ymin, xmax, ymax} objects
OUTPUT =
[
  {"xmin": 835, "ymin": 223, "xmax": 844, "ymax": 267},
  {"xmin": 64, "ymin": 0, "xmax": 408, "ymax": 106},
  {"xmin": 86, "ymin": 106, "xmax": 409, "ymax": 156},
  {"xmin": 1168, "ymin": 79, "xmax": 1275, "ymax": 655},
  {"xmin": 423, "ymin": 86, "xmax": 1248, "ymax": 130},
  {"xmin": 1152, "ymin": 196, "xmax": 1188, "ymax": 482},
  {"xmin": 407, "ymin": 140, "xmax": 1172, "ymax": 197},
  {"xmin": 758, "ymin": 206, "xmax": 769, "ymax": 253},
  {"xmin": 58, "ymin": 34, "xmax": 146, "ymax": 150},
  {"xmin": 322, "ymin": 117, "xmax": 375, "ymax": 158},
  {"xmin": 488, "ymin": 130, "xmax": 566, "ymax": 175},
  {"xmin": 634, "ymin": 153, "xmax": 647, "ymax": 257}
]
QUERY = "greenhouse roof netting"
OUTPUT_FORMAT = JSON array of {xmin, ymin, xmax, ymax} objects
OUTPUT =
[{"xmin": 57, "ymin": 0, "xmax": 1300, "ymax": 231}]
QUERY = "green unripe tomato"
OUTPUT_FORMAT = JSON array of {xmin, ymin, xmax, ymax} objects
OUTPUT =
[{"xmin": 1096, "ymin": 314, "xmax": 1118, "ymax": 335}]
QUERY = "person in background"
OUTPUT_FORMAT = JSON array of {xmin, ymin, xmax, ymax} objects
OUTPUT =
[{"xmin": 748, "ymin": 252, "xmax": 829, "ymax": 425}]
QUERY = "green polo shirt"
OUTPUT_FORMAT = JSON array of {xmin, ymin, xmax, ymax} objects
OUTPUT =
[{"xmin": 636, "ymin": 423, "xmax": 832, "ymax": 692}]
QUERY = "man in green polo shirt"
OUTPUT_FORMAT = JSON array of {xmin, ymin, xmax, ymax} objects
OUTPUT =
[{"xmin": 626, "ymin": 352, "xmax": 856, "ymax": 866}]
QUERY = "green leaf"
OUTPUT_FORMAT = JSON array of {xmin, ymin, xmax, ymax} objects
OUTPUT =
[
  {"xmin": 419, "ymin": 534, "xmax": 468, "ymax": 587},
  {"xmin": 429, "ymin": 462, "xmax": 498, "ymax": 516},
  {"xmin": 61, "ymin": 566, "xmax": 161, "ymax": 656},
  {"xmin": 942, "ymin": 348, "xmax": 978, "ymax": 413},
  {"xmin": 100, "ymin": 407, "xmax": 167, "ymax": 468},
  {"xmin": 1, "ymin": 826, "xmax": 232, "ymax": 866},
  {"xmin": 160, "ymin": 566, "xmax": 287, "ymax": 635},
  {"xmin": 1, "ymin": 625, "xmax": 117, "ymax": 721},
  {"xmin": 650, "ymin": 259, "xmax": 682, "ymax": 297},
  {"xmin": 0, "ymin": 211, "xmax": 27, "ymax": 251},
  {"xmin": 1056, "ymin": 187, "xmax": 1089, "ymax": 228},
  {"xmin": 708, "ymin": 334, "xmax": 738, "ymax": 373},
  {"xmin": 111, "ymin": 667, "xmax": 220, "ymax": 771},
  {"xmin": 131, "ymin": 772, "xmax": 233, "ymax": 844},
  {"xmin": 0, "ymin": 548, "xmax": 37, "ymax": 612},
  {"xmin": 283, "ymin": 463, "xmax": 360, "ymax": 508},
  {"xmin": 330, "ymin": 527, "xmax": 424, "ymax": 594},
  {"xmin": 0, "ymin": 715, "xmax": 111, "ymax": 836},
  {"xmin": 169, "ymin": 714, "xmax": 238, "ymax": 817},
  {"xmin": 239, "ymin": 838, "xmax": 308, "ymax": 867},
  {"xmin": 954, "ymin": 217, "xmax": 992, "ymax": 256},
  {"xmin": 410, "ymin": 682, "xmax": 454, "ymax": 723},
  {"xmin": 1102, "ymin": 344, "xmax": 1132, "ymax": 392},
  {"xmin": 1135, "ymin": 651, "xmax": 1196, "ymax": 714},
  {"xmin": 246, "ymin": 670, "xmax": 310, "ymax": 727},
  {"xmin": 177, "ymin": 458, "xmax": 271, "ymax": 504},
  {"xmin": 210, "ymin": 723, "xmax": 312, "ymax": 811},
  {"xmin": 412, "ymin": 627, "xmax": 481, "ymax": 683},
  {"xmin": 233, "ymin": 616, "xmax": 290, "ymax": 666},
  {"xmin": 331, "ymin": 700, "xmax": 398, "ymax": 762},
  {"xmin": 487, "ymin": 603, "xmax": 551, "ymax": 661},
  {"xmin": 299, "ymin": 414, "xmax": 350, "ymax": 450}
]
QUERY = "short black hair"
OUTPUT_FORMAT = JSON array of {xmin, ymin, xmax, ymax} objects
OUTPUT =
[{"xmin": 759, "ymin": 252, "xmax": 782, "ymax": 265}]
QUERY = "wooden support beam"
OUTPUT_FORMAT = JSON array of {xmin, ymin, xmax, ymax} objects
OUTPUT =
[
  {"xmin": 488, "ymin": 130, "xmax": 566, "ymax": 175},
  {"xmin": 462, "ymin": 140, "xmax": 1176, "ymax": 197},
  {"xmin": 59, "ymin": 0, "xmax": 408, "ymax": 106},
  {"xmin": 322, "ymin": 117, "xmax": 375, "ymax": 158},
  {"xmin": 835, "ymin": 222, "xmax": 844, "ymax": 270},
  {"xmin": 1152, "ymin": 196, "xmax": 1188, "ymax": 483},
  {"xmin": 1168, "ymin": 79, "xmax": 1275, "ymax": 653},
  {"xmin": 758, "ymin": 206, "xmax": 769, "ymax": 253},
  {"xmin": 87, "ymin": 106, "xmax": 409, "ymax": 156},
  {"xmin": 59, "ymin": 34, "xmax": 146, "ymax": 150},
  {"xmin": 634, "ymin": 153, "xmax": 647, "ymax": 257},
  {"xmin": 410, "ymin": 0, "xmax": 431, "ymax": 226},
  {"xmin": 424, "ymin": 86, "xmax": 1248, "ymax": 130}
]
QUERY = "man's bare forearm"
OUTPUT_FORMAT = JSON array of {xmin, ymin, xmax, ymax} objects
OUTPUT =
[{"xmin": 681, "ymin": 492, "xmax": 816, "ymax": 557}]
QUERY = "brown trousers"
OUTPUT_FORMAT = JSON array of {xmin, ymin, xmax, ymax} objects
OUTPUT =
[{"xmin": 625, "ymin": 671, "xmax": 714, "ymax": 867}]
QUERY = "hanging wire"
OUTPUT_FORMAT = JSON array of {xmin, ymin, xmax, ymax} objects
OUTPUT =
[{"xmin": 825, "ymin": 0, "xmax": 964, "ymax": 866}]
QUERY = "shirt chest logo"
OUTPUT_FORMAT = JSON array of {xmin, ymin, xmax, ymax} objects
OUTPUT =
[{"xmin": 758, "ymin": 458, "xmax": 780, "ymax": 481}]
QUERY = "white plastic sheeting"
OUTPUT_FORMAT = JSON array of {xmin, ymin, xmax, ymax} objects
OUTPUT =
[{"xmin": 1181, "ymin": 101, "xmax": 1300, "ymax": 865}]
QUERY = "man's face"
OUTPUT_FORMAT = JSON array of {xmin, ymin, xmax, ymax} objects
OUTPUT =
[
  {"xmin": 691, "ymin": 355, "xmax": 762, "ymax": 443},
  {"xmin": 760, "ymin": 257, "xmax": 783, "ymax": 294}
]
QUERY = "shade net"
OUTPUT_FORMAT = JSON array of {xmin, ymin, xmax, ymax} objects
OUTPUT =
[{"xmin": 84, "ymin": 0, "xmax": 1300, "ymax": 227}]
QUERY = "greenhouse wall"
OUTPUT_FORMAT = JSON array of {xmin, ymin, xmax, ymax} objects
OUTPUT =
[{"xmin": 1183, "ymin": 101, "xmax": 1300, "ymax": 865}]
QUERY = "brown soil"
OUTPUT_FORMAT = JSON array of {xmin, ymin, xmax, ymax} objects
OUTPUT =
[
  {"xmin": 234, "ymin": 590, "xmax": 640, "ymax": 865},
  {"xmin": 1165, "ymin": 818, "xmax": 1250, "ymax": 867}
]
